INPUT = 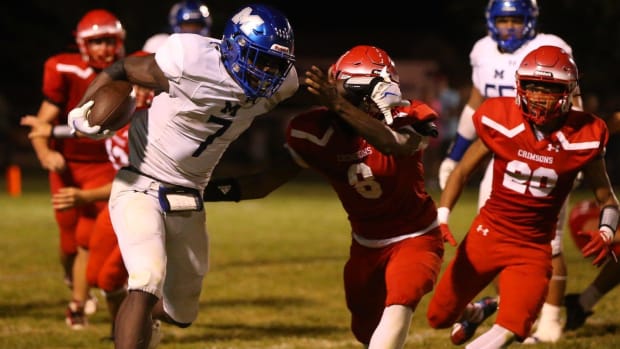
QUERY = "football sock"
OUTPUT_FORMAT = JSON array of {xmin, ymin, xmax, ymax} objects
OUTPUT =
[
  {"xmin": 538, "ymin": 303, "xmax": 561, "ymax": 323},
  {"xmin": 579, "ymin": 285, "xmax": 602, "ymax": 312},
  {"xmin": 368, "ymin": 304, "xmax": 412, "ymax": 349},
  {"xmin": 465, "ymin": 324, "xmax": 513, "ymax": 349}
]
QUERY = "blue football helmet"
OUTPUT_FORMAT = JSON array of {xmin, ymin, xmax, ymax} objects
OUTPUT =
[
  {"xmin": 485, "ymin": 0, "xmax": 539, "ymax": 53},
  {"xmin": 220, "ymin": 4, "xmax": 295, "ymax": 99},
  {"xmin": 169, "ymin": 0, "xmax": 212, "ymax": 36}
]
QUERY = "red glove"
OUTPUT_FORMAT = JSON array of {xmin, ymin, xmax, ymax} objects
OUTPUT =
[
  {"xmin": 578, "ymin": 229, "xmax": 615, "ymax": 267},
  {"xmin": 440, "ymin": 223, "xmax": 457, "ymax": 247}
]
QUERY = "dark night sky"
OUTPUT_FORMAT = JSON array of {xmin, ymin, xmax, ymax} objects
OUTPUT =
[{"xmin": 2, "ymin": 0, "xmax": 620, "ymax": 124}]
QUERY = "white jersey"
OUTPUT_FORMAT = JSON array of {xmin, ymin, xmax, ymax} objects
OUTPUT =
[
  {"xmin": 128, "ymin": 33, "xmax": 299, "ymax": 190},
  {"xmin": 470, "ymin": 33, "xmax": 572, "ymax": 98}
]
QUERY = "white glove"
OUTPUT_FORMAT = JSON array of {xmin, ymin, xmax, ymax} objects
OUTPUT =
[
  {"xmin": 438, "ymin": 158, "xmax": 458, "ymax": 190},
  {"xmin": 370, "ymin": 80, "xmax": 410, "ymax": 125},
  {"xmin": 67, "ymin": 100, "xmax": 111, "ymax": 139}
]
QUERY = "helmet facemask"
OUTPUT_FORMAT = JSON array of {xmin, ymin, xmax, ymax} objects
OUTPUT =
[
  {"xmin": 84, "ymin": 36, "xmax": 120, "ymax": 70},
  {"xmin": 517, "ymin": 79, "xmax": 573, "ymax": 128},
  {"xmin": 226, "ymin": 34, "xmax": 293, "ymax": 99}
]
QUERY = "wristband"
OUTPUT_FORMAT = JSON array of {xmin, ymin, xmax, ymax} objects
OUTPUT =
[
  {"xmin": 437, "ymin": 207, "xmax": 450, "ymax": 224},
  {"xmin": 203, "ymin": 178, "xmax": 241, "ymax": 202},
  {"xmin": 52, "ymin": 125, "xmax": 76, "ymax": 138},
  {"xmin": 599, "ymin": 205, "xmax": 619, "ymax": 235},
  {"xmin": 447, "ymin": 133, "xmax": 473, "ymax": 161}
]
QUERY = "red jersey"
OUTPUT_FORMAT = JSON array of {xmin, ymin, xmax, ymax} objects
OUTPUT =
[
  {"xmin": 42, "ymin": 53, "xmax": 108, "ymax": 162},
  {"xmin": 286, "ymin": 101, "xmax": 438, "ymax": 240},
  {"xmin": 474, "ymin": 97, "xmax": 608, "ymax": 243},
  {"xmin": 105, "ymin": 124, "xmax": 130, "ymax": 170}
]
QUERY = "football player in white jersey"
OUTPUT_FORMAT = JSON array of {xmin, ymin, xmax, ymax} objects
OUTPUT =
[
  {"xmin": 67, "ymin": 4, "xmax": 298, "ymax": 348},
  {"xmin": 437, "ymin": 1, "xmax": 583, "ymax": 343}
]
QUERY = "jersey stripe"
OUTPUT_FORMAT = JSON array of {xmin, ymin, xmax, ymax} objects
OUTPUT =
[
  {"xmin": 481, "ymin": 115, "xmax": 525, "ymax": 138},
  {"xmin": 56, "ymin": 63, "xmax": 94, "ymax": 79},
  {"xmin": 556, "ymin": 132, "xmax": 600, "ymax": 150},
  {"xmin": 290, "ymin": 127, "xmax": 334, "ymax": 146}
]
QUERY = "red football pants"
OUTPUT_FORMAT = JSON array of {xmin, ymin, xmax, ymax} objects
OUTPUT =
[
  {"xmin": 87, "ymin": 205, "xmax": 127, "ymax": 292},
  {"xmin": 345, "ymin": 229, "xmax": 444, "ymax": 344},
  {"xmin": 49, "ymin": 161, "xmax": 116, "ymax": 254},
  {"xmin": 427, "ymin": 215, "xmax": 552, "ymax": 339}
]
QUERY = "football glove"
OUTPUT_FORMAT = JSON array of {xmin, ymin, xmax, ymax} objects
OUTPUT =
[
  {"xmin": 440, "ymin": 223, "xmax": 457, "ymax": 246},
  {"xmin": 438, "ymin": 158, "xmax": 457, "ymax": 190},
  {"xmin": 370, "ymin": 79, "xmax": 410, "ymax": 125},
  {"xmin": 578, "ymin": 229, "xmax": 615, "ymax": 267},
  {"xmin": 68, "ymin": 100, "xmax": 111, "ymax": 139},
  {"xmin": 437, "ymin": 207, "xmax": 457, "ymax": 246}
]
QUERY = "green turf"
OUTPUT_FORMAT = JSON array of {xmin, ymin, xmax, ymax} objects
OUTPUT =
[{"xmin": 0, "ymin": 175, "xmax": 618, "ymax": 348}]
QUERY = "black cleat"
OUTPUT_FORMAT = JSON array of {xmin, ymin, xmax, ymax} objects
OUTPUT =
[{"xmin": 564, "ymin": 293, "xmax": 593, "ymax": 331}]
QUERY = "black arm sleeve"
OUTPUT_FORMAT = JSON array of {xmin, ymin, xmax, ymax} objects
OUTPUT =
[{"xmin": 104, "ymin": 59, "xmax": 128, "ymax": 81}]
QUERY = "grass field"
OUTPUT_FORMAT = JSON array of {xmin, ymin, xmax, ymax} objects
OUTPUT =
[{"xmin": 1, "ymin": 173, "xmax": 619, "ymax": 349}]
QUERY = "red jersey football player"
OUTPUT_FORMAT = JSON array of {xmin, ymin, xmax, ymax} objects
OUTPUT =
[
  {"xmin": 22, "ymin": 49, "xmax": 153, "ymax": 338},
  {"xmin": 204, "ymin": 45, "xmax": 450, "ymax": 349},
  {"xmin": 21, "ymin": 9, "xmax": 125, "ymax": 329},
  {"xmin": 427, "ymin": 45, "xmax": 619, "ymax": 348}
]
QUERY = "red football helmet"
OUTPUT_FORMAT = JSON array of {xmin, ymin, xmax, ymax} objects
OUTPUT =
[
  {"xmin": 569, "ymin": 200, "xmax": 620, "ymax": 256},
  {"xmin": 515, "ymin": 45, "xmax": 578, "ymax": 127},
  {"xmin": 76, "ymin": 9, "xmax": 126, "ymax": 69},
  {"xmin": 330, "ymin": 45, "xmax": 399, "ymax": 83}
]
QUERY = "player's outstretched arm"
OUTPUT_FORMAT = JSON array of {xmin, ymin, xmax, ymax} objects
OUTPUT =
[
  {"xmin": 204, "ymin": 150, "xmax": 303, "ymax": 202},
  {"xmin": 304, "ymin": 65, "xmax": 424, "ymax": 156},
  {"xmin": 437, "ymin": 139, "xmax": 490, "ymax": 246},
  {"xmin": 440, "ymin": 138, "xmax": 490, "ymax": 211},
  {"xmin": 439, "ymin": 87, "xmax": 485, "ymax": 189}
]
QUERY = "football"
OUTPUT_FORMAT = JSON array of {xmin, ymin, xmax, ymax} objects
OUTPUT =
[{"xmin": 87, "ymin": 80, "xmax": 136, "ymax": 131}]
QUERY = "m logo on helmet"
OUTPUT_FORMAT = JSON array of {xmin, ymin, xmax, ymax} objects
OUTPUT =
[{"xmin": 232, "ymin": 7, "xmax": 264, "ymax": 36}]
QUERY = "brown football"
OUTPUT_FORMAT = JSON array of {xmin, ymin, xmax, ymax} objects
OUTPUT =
[{"xmin": 87, "ymin": 80, "xmax": 136, "ymax": 131}]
